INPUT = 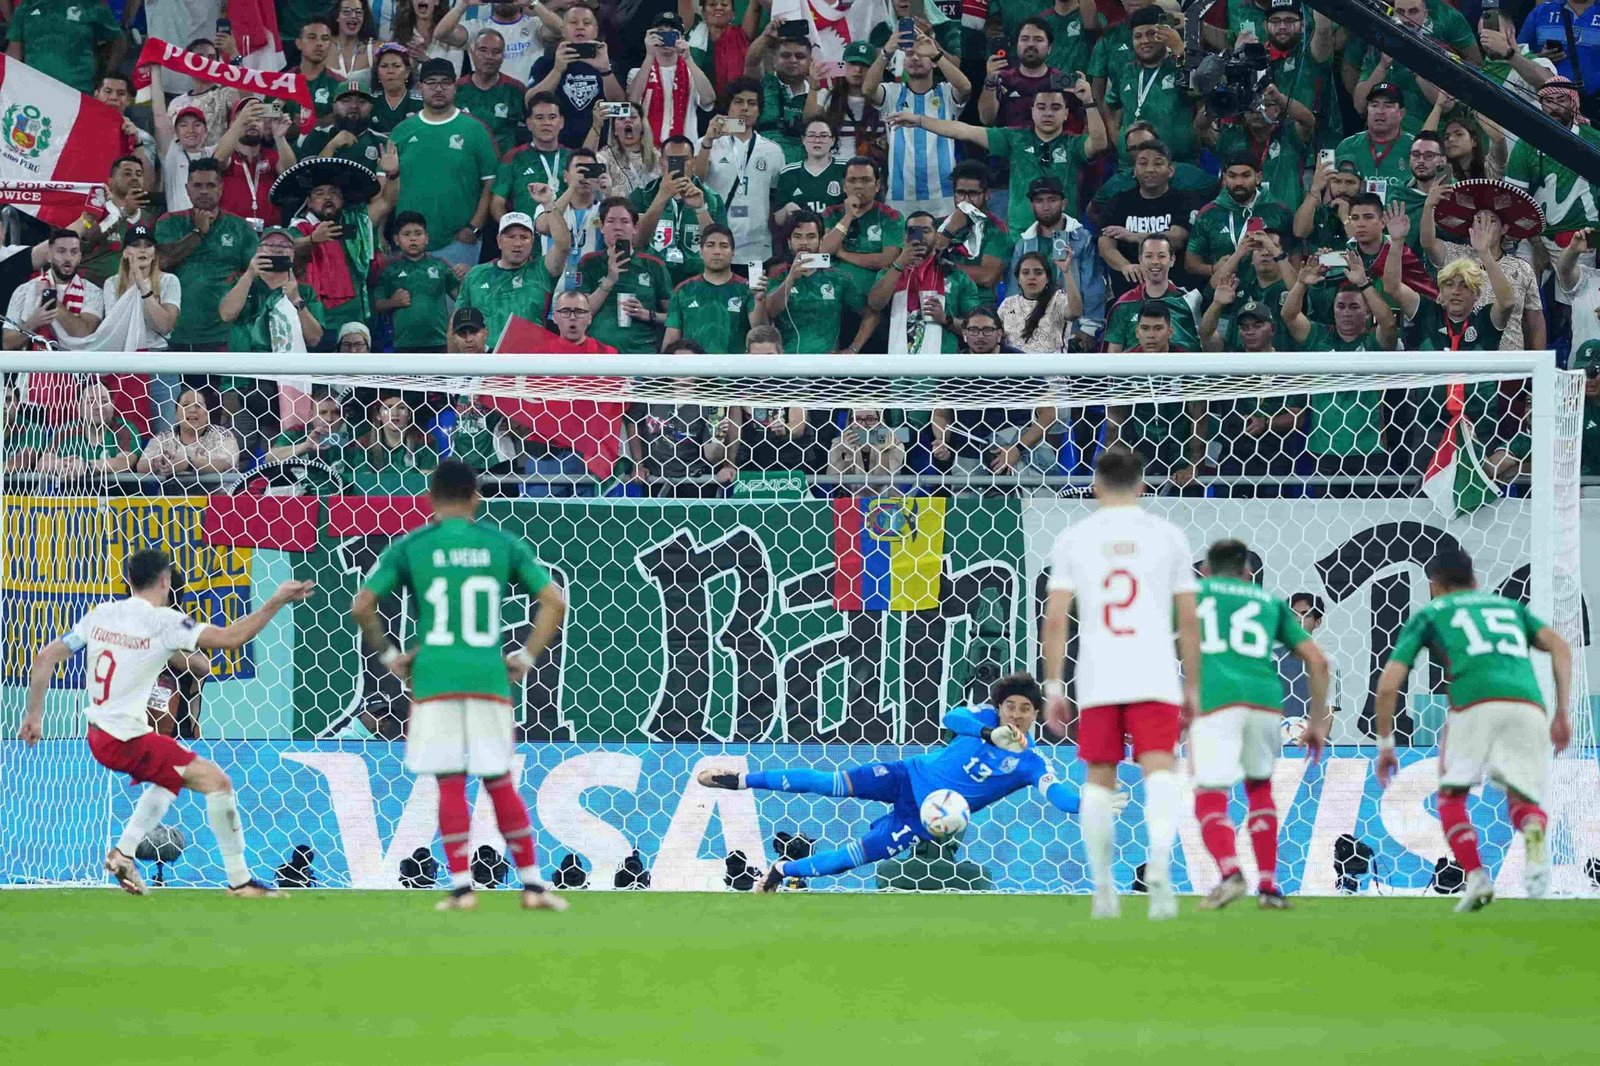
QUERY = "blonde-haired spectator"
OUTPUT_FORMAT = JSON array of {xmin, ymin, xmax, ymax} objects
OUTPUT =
[{"xmin": 594, "ymin": 102, "xmax": 661, "ymax": 199}]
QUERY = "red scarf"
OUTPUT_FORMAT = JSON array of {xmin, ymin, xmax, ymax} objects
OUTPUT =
[
  {"xmin": 642, "ymin": 58, "xmax": 692, "ymax": 145},
  {"xmin": 895, "ymin": 255, "xmax": 947, "ymax": 303},
  {"xmin": 710, "ymin": 26, "xmax": 749, "ymax": 92},
  {"xmin": 293, "ymin": 219, "xmax": 356, "ymax": 305}
]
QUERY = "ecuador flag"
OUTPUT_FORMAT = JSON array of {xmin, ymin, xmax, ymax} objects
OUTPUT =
[{"xmin": 832, "ymin": 496, "xmax": 947, "ymax": 611}]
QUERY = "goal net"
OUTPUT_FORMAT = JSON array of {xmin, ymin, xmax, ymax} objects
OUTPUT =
[{"xmin": 1, "ymin": 351, "xmax": 1594, "ymax": 897}]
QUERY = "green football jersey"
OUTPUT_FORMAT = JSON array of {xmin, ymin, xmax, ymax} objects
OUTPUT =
[
  {"xmin": 665, "ymin": 275, "xmax": 758, "ymax": 354},
  {"xmin": 772, "ymin": 160, "xmax": 847, "ymax": 217},
  {"xmin": 1196, "ymin": 576, "xmax": 1312, "ymax": 715},
  {"xmin": 363, "ymin": 516, "xmax": 554, "ymax": 703},
  {"xmin": 455, "ymin": 75, "xmax": 529, "ymax": 156},
  {"xmin": 1389, "ymin": 591, "xmax": 1549, "ymax": 711},
  {"xmin": 392, "ymin": 111, "xmax": 500, "ymax": 251}
]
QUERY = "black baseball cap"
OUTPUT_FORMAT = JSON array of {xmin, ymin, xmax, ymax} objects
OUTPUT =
[
  {"xmin": 451, "ymin": 306, "xmax": 486, "ymax": 334},
  {"xmin": 1028, "ymin": 175, "xmax": 1065, "ymax": 199},
  {"xmin": 1267, "ymin": 0, "xmax": 1302, "ymax": 14},
  {"xmin": 652, "ymin": 11, "xmax": 686, "ymax": 30},
  {"xmin": 1234, "ymin": 300, "xmax": 1271, "ymax": 324},
  {"xmin": 124, "ymin": 223, "xmax": 155, "ymax": 246},
  {"xmin": 418, "ymin": 58, "xmax": 457, "ymax": 83},
  {"xmin": 1368, "ymin": 82, "xmax": 1404, "ymax": 105}
]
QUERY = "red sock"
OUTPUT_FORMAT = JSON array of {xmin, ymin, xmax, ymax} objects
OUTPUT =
[
  {"xmin": 1194, "ymin": 789, "xmax": 1240, "ymax": 879},
  {"xmin": 1437, "ymin": 791, "xmax": 1483, "ymax": 874},
  {"xmin": 484, "ymin": 773, "xmax": 540, "ymax": 883},
  {"xmin": 437, "ymin": 773, "xmax": 471, "ymax": 886},
  {"xmin": 1245, "ymin": 779, "xmax": 1279, "ymax": 892},
  {"xmin": 1508, "ymin": 797, "xmax": 1547, "ymax": 834}
]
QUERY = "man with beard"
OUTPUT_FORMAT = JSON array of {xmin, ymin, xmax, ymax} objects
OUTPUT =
[
  {"xmin": 3, "ymin": 230, "xmax": 103, "ymax": 350},
  {"xmin": 456, "ymin": 29, "xmax": 529, "ymax": 157},
  {"xmin": 439, "ymin": 1, "xmax": 561, "ymax": 87},
  {"xmin": 1006, "ymin": 176, "xmax": 1104, "ymax": 347},
  {"xmin": 282, "ymin": 18, "xmax": 343, "ymax": 131},
  {"xmin": 301, "ymin": 82, "xmax": 388, "ymax": 169},
  {"xmin": 1204, "ymin": 82, "xmax": 1314, "ymax": 211},
  {"xmin": 494, "ymin": 93, "xmax": 572, "ymax": 221},
  {"xmin": 1334, "ymin": 82, "xmax": 1414, "ymax": 194},
  {"xmin": 1105, "ymin": 234, "xmax": 1203, "ymax": 352},
  {"xmin": 893, "ymin": 81, "xmax": 1106, "ymax": 233},
  {"xmin": 1507, "ymin": 77, "xmax": 1600, "ymax": 239},
  {"xmin": 1250, "ymin": 0, "xmax": 1336, "ymax": 139},
  {"xmin": 1384, "ymin": 131, "xmax": 1453, "ymax": 257},
  {"xmin": 459, "ymin": 198, "xmax": 573, "ymax": 347},
  {"xmin": 1106, "ymin": 8, "xmax": 1198, "ymax": 164},
  {"xmin": 979, "ymin": 18, "xmax": 1059, "ymax": 129},
  {"xmin": 392, "ymin": 59, "xmax": 500, "ymax": 269},
  {"xmin": 743, "ymin": 19, "xmax": 814, "ymax": 164},
  {"xmin": 1293, "ymin": 157, "xmax": 1363, "ymax": 251},
  {"xmin": 214, "ymin": 99, "xmax": 300, "ymax": 229},
  {"xmin": 1186, "ymin": 155, "xmax": 1295, "ymax": 287},
  {"xmin": 1099, "ymin": 139, "xmax": 1192, "ymax": 295},
  {"xmin": 933, "ymin": 162, "xmax": 1011, "ymax": 295},
  {"xmin": 156, "ymin": 160, "xmax": 261, "ymax": 353},
  {"xmin": 634, "ymin": 137, "xmax": 729, "ymax": 287},
  {"xmin": 286, "ymin": 155, "xmax": 401, "ymax": 341},
  {"xmin": 1282, "ymin": 254, "xmax": 1398, "ymax": 486},
  {"xmin": 79, "ymin": 156, "xmax": 158, "ymax": 286},
  {"xmin": 866, "ymin": 210, "xmax": 986, "ymax": 355}
]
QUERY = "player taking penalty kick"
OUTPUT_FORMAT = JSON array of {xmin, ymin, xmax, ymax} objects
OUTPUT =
[
  {"xmin": 351, "ymin": 459, "xmax": 568, "ymax": 912},
  {"xmin": 698, "ymin": 673, "xmax": 1117, "ymax": 891},
  {"xmin": 19, "ymin": 548, "xmax": 314, "ymax": 897},
  {"xmin": 1375, "ymin": 547, "xmax": 1572, "ymax": 912},
  {"xmin": 1041, "ymin": 444, "xmax": 1200, "ymax": 920},
  {"xmin": 1191, "ymin": 538, "xmax": 1330, "ymax": 911}
]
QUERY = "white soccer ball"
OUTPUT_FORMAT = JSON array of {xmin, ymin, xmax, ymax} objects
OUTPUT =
[
  {"xmin": 1281, "ymin": 715, "xmax": 1308, "ymax": 745},
  {"xmin": 920, "ymin": 789, "xmax": 971, "ymax": 840}
]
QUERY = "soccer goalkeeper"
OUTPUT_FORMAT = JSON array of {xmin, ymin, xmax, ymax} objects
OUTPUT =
[{"xmin": 698, "ymin": 673, "xmax": 1120, "ymax": 891}]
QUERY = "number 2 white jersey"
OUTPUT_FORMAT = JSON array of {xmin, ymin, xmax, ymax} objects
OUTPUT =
[
  {"xmin": 1047, "ymin": 504, "xmax": 1197, "ymax": 708},
  {"xmin": 62, "ymin": 598, "xmax": 208, "ymax": 741}
]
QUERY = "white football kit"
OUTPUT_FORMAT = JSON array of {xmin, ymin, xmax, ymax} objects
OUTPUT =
[
  {"xmin": 1047, "ymin": 504, "xmax": 1196, "ymax": 708},
  {"xmin": 62, "ymin": 598, "xmax": 208, "ymax": 740}
]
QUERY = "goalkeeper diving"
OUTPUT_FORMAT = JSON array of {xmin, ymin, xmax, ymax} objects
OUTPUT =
[{"xmin": 698, "ymin": 672, "xmax": 1122, "ymax": 890}]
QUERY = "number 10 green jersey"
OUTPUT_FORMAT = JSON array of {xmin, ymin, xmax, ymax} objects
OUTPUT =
[
  {"xmin": 1196, "ymin": 576, "xmax": 1311, "ymax": 715},
  {"xmin": 1389, "ymin": 591, "xmax": 1548, "ymax": 712},
  {"xmin": 363, "ymin": 517, "xmax": 553, "ymax": 703}
]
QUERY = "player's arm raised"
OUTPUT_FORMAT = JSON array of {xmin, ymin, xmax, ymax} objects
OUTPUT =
[
  {"xmin": 196, "ymin": 581, "xmax": 316, "ymax": 651},
  {"xmin": 1531, "ymin": 625, "xmax": 1574, "ymax": 753},
  {"xmin": 19, "ymin": 638, "xmax": 77, "ymax": 744},
  {"xmin": 1291, "ymin": 637, "xmax": 1332, "ymax": 763}
]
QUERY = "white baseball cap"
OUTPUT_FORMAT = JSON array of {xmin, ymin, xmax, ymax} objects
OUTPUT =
[{"xmin": 498, "ymin": 212, "xmax": 535, "ymax": 234}]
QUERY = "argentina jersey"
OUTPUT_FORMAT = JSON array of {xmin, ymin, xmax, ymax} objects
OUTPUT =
[
  {"xmin": 884, "ymin": 82, "xmax": 959, "ymax": 210},
  {"xmin": 905, "ymin": 705, "xmax": 1055, "ymax": 813}
]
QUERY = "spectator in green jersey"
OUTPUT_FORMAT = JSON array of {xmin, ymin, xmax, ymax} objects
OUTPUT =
[
  {"xmin": 375, "ymin": 212, "xmax": 463, "ymax": 353},
  {"xmin": 352, "ymin": 396, "xmax": 442, "ymax": 495}
]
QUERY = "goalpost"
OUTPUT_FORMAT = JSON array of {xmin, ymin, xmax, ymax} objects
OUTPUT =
[{"xmin": 0, "ymin": 350, "xmax": 1593, "ymax": 896}]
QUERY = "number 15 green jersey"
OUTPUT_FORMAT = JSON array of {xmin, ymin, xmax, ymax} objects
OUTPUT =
[
  {"xmin": 1196, "ymin": 575, "xmax": 1311, "ymax": 715},
  {"xmin": 363, "ymin": 516, "xmax": 553, "ymax": 703},
  {"xmin": 1389, "ymin": 591, "xmax": 1548, "ymax": 712}
]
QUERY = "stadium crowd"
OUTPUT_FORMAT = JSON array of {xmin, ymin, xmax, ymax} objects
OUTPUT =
[{"xmin": 3, "ymin": 0, "xmax": 1600, "ymax": 496}]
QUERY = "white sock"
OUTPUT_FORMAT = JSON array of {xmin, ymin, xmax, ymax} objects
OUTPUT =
[
  {"xmin": 206, "ymin": 791, "xmax": 252, "ymax": 887},
  {"xmin": 116, "ymin": 785, "xmax": 177, "ymax": 856},
  {"xmin": 1081, "ymin": 783, "xmax": 1116, "ymax": 894},
  {"xmin": 1144, "ymin": 770, "xmax": 1180, "ymax": 889}
]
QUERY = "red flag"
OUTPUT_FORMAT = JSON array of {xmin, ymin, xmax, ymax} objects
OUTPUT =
[
  {"xmin": 490, "ymin": 315, "xmax": 627, "ymax": 479},
  {"xmin": 0, "ymin": 56, "xmax": 124, "ymax": 226},
  {"xmin": 327, "ymin": 495, "xmax": 434, "ymax": 538},
  {"xmin": 202, "ymin": 494, "xmax": 322, "ymax": 551},
  {"xmin": 131, "ymin": 38, "xmax": 315, "ymax": 118}
]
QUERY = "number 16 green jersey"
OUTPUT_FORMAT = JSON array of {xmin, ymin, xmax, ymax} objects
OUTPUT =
[
  {"xmin": 1196, "ymin": 575, "xmax": 1312, "ymax": 715},
  {"xmin": 363, "ymin": 516, "xmax": 553, "ymax": 704},
  {"xmin": 1389, "ymin": 591, "xmax": 1548, "ymax": 712}
]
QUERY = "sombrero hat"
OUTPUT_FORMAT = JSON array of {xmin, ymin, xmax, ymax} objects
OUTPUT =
[
  {"xmin": 269, "ymin": 156, "xmax": 380, "ymax": 208},
  {"xmin": 1431, "ymin": 178, "xmax": 1545, "ymax": 242}
]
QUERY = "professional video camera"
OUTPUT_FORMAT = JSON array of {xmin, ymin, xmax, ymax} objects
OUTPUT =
[{"xmin": 1190, "ymin": 41, "xmax": 1273, "ymax": 118}]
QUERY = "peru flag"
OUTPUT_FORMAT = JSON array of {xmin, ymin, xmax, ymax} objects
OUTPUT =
[{"xmin": 0, "ymin": 56, "xmax": 124, "ymax": 226}]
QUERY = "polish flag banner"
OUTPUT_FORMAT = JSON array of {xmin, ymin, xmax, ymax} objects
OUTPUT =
[{"xmin": 0, "ymin": 56, "xmax": 124, "ymax": 227}]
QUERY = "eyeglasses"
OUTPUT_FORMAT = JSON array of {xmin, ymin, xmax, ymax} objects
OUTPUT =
[
  {"xmin": 552, "ymin": 307, "xmax": 591, "ymax": 317},
  {"xmin": 964, "ymin": 325, "xmax": 999, "ymax": 334}
]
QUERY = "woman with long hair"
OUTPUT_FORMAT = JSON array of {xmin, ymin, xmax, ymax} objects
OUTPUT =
[
  {"xmin": 105, "ymin": 228, "xmax": 180, "ymax": 343},
  {"xmin": 685, "ymin": 0, "xmax": 759, "ymax": 100},
  {"xmin": 370, "ymin": 42, "xmax": 422, "ymax": 134},
  {"xmin": 394, "ymin": 0, "xmax": 463, "ymax": 74},
  {"xmin": 998, "ymin": 251, "xmax": 1082, "ymax": 354},
  {"xmin": 594, "ymin": 102, "xmax": 661, "ymax": 199},
  {"xmin": 328, "ymin": 0, "xmax": 379, "ymax": 86},
  {"xmin": 137, "ymin": 388, "xmax": 241, "ymax": 478},
  {"xmin": 1436, "ymin": 101, "xmax": 1504, "ymax": 181},
  {"xmin": 352, "ymin": 395, "xmax": 440, "ymax": 495},
  {"xmin": 809, "ymin": 44, "xmax": 884, "ymax": 164}
]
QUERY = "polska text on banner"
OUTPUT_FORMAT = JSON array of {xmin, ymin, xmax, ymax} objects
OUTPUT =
[{"xmin": 131, "ymin": 38, "xmax": 316, "ymax": 130}]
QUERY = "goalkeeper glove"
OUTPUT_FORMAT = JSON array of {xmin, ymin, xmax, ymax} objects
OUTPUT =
[{"xmin": 984, "ymin": 723, "xmax": 1028, "ymax": 753}]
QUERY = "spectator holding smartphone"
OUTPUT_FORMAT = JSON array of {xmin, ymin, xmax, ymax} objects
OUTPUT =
[
  {"xmin": 979, "ymin": 18, "xmax": 1060, "ymax": 129},
  {"xmin": 630, "ymin": 13, "xmax": 715, "ymax": 146},
  {"xmin": 742, "ymin": 15, "xmax": 815, "ymax": 163},
  {"xmin": 3, "ymin": 230, "xmax": 103, "ymax": 351},
  {"xmin": 535, "ymin": 150, "xmax": 607, "ymax": 270},
  {"xmin": 634, "ymin": 137, "xmax": 729, "ymax": 287},
  {"xmin": 526, "ymin": 2, "xmax": 625, "ymax": 147},
  {"xmin": 866, "ymin": 211, "xmax": 986, "ymax": 354},
  {"xmin": 80, "ymin": 155, "xmax": 158, "ymax": 286},
  {"xmin": 825, "ymin": 408, "xmax": 905, "ymax": 494},
  {"xmin": 1519, "ymin": 0, "xmax": 1600, "ymax": 97},
  {"xmin": 214, "ymin": 99, "xmax": 299, "ymax": 230},
  {"xmin": 579, "ymin": 197, "xmax": 672, "ymax": 352},
  {"xmin": 218, "ymin": 227, "xmax": 327, "ymax": 353},
  {"xmin": 765, "ymin": 211, "xmax": 878, "ymax": 353},
  {"xmin": 699, "ymin": 79, "xmax": 789, "ymax": 266}
]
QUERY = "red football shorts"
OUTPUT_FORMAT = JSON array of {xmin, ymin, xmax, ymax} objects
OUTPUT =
[
  {"xmin": 1078, "ymin": 701, "xmax": 1182, "ymax": 764},
  {"xmin": 88, "ymin": 726, "xmax": 197, "ymax": 793}
]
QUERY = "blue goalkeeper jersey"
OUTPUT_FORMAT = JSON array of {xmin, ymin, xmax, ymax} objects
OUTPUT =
[{"xmin": 904, "ymin": 705, "xmax": 1058, "ymax": 814}]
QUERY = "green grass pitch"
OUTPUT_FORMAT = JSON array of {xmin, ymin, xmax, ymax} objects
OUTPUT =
[{"xmin": 4, "ymin": 891, "xmax": 1596, "ymax": 1065}]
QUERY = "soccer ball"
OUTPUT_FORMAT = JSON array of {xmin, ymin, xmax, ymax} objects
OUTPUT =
[
  {"xmin": 920, "ymin": 789, "xmax": 971, "ymax": 840},
  {"xmin": 1281, "ymin": 715, "xmax": 1308, "ymax": 744}
]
